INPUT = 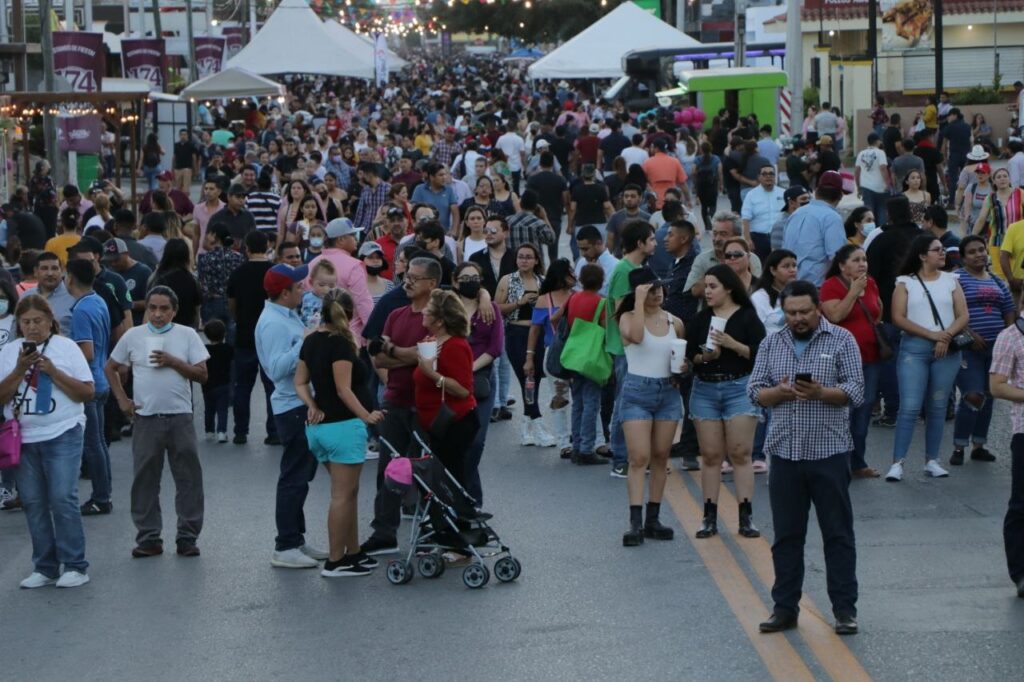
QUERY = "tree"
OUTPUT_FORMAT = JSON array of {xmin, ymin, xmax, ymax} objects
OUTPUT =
[{"xmin": 429, "ymin": 0, "xmax": 627, "ymax": 43}]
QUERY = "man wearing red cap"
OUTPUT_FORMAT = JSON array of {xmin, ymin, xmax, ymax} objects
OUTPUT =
[{"xmin": 139, "ymin": 170, "xmax": 194, "ymax": 219}]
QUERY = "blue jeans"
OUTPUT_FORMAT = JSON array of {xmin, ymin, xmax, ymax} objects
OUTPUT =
[
  {"xmin": 609, "ymin": 354, "xmax": 628, "ymax": 466},
  {"xmin": 878, "ymin": 323, "xmax": 902, "ymax": 419},
  {"xmin": 860, "ymin": 187, "xmax": 888, "ymax": 226},
  {"xmin": 142, "ymin": 165, "xmax": 160, "ymax": 191},
  {"xmin": 850, "ymin": 362, "xmax": 881, "ymax": 470},
  {"xmin": 82, "ymin": 389, "xmax": 112, "ymax": 504},
  {"xmin": 570, "ymin": 372, "xmax": 602, "ymax": 455},
  {"xmin": 233, "ymin": 346, "xmax": 278, "ymax": 439},
  {"xmin": 204, "ymin": 384, "xmax": 230, "ymax": 434},
  {"xmin": 464, "ymin": 365, "xmax": 497, "ymax": 505},
  {"xmin": 16, "ymin": 425, "xmax": 87, "ymax": 577},
  {"xmin": 892, "ymin": 335, "xmax": 961, "ymax": 463},
  {"xmin": 953, "ymin": 345, "xmax": 995, "ymax": 447},
  {"xmin": 497, "ymin": 348, "xmax": 512, "ymax": 408},
  {"xmin": 272, "ymin": 405, "xmax": 319, "ymax": 552}
]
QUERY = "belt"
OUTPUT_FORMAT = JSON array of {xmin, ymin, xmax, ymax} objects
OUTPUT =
[{"xmin": 697, "ymin": 372, "xmax": 749, "ymax": 383}]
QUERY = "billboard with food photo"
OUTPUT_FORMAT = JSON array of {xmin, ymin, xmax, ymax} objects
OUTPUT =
[{"xmin": 881, "ymin": 0, "xmax": 934, "ymax": 51}]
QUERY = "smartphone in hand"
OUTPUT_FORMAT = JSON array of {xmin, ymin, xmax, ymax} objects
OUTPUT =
[{"xmin": 795, "ymin": 372, "xmax": 813, "ymax": 384}]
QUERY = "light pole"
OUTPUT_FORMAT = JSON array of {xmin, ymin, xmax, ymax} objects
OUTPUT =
[{"xmin": 785, "ymin": 0, "xmax": 803, "ymax": 138}]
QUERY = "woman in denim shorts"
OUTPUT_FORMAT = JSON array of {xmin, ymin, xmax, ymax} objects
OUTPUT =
[
  {"xmin": 686, "ymin": 265, "xmax": 765, "ymax": 540},
  {"xmin": 616, "ymin": 267, "xmax": 685, "ymax": 547}
]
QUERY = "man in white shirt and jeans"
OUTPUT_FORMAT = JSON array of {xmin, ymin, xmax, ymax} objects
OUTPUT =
[
  {"xmin": 855, "ymin": 132, "xmax": 893, "ymax": 226},
  {"xmin": 741, "ymin": 164, "xmax": 786, "ymax": 263},
  {"xmin": 495, "ymin": 123, "xmax": 527, "ymax": 194},
  {"xmin": 106, "ymin": 286, "xmax": 209, "ymax": 558}
]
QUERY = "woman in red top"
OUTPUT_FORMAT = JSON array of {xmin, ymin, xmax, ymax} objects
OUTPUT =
[
  {"xmin": 414, "ymin": 290, "xmax": 478, "ymax": 487},
  {"xmin": 820, "ymin": 244, "xmax": 884, "ymax": 479}
]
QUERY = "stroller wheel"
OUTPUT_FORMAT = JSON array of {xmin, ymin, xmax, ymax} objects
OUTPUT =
[
  {"xmin": 494, "ymin": 556, "xmax": 522, "ymax": 583},
  {"xmin": 462, "ymin": 563, "xmax": 490, "ymax": 589},
  {"xmin": 386, "ymin": 559, "xmax": 414, "ymax": 585},
  {"xmin": 417, "ymin": 554, "xmax": 445, "ymax": 579}
]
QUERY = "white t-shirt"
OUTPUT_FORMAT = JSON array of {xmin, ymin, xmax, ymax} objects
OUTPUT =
[
  {"xmin": 751, "ymin": 289, "xmax": 786, "ymax": 336},
  {"xmin": 855, "ymin": 147, "xmax": 889, "ymax": 193},
  {"xmin": 0, "ymin": 316, "xmax": 14, "ymax": 349},
  {"xmin": 621, "ymin": 146, "xmax": 649, "ymax": 171},
  {"xmin": 109, "ymin": 324, "xmax": 210, "ymax": 416},
  {"xmin": 0, "ymin": 336, "xmax": 92, "ymax": 443},
  {"xmin": 896, "ymin": 271, "xmax": 958, "ymax": 333},
  {"xmin": 495, "ymin": 132, "xmax": 526, "ymax": 172}
]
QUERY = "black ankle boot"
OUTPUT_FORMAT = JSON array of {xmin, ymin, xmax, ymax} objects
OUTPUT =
[
  {"xmin": 696, "ymin": 501, "xmax": 718, "ymax": 539},
  {"xmin": 643, "ymin": 502, "xmax": 674, "ymax": 540},
  {"xmin": 738, "ymin": 499, "xmax": 760, "ymax": 538},
  {"xmin": 623, "ymin": 520, "xmax": 644, "ymax": 547}
]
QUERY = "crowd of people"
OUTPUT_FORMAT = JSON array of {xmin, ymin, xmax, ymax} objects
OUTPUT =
[{"xmin": 1, "ymin": 52, "xmax": 1023, "ymax": 628}]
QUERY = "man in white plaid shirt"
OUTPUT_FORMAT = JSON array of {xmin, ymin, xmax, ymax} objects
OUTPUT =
[{"xmin": 747, "ymin": 280, "xmax": 864, "ymax": 637}]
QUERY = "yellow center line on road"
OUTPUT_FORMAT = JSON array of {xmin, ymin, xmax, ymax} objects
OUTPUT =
[
  {"xmin": 662, "ymin": 473, "xmax": 816, "ymax": 682},
  {"xmin": 686, "ymin": 471, "xmax": 873, "ymax": 682}
]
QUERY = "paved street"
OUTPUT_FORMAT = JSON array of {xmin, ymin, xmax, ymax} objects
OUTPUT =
[{"xmin": 1, "ymin": 383, "xmax": 1023, "ymax": 681}]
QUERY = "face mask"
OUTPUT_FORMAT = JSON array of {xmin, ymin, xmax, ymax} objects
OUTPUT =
[
  {"xmin": 309, "ymin": 237, "xmax": 324, "ymax": 249},
  {"xmin": 147, "ymin": 321, "xmax": 173, "ymax": 334},
  {"xmin": 861, "ymin": 222, "xmax": 877, "ymax": 236},
  {"xmin": 457, "ymin": 281, "xmax": 482, "ymax": 299},
  {"xmin": 331, "ymin": 155, "xmax": 342, "ymax": 163},
  {"xmin": 0, "ymin": 300, "xmax": 8, "ymax": 316},
  {"xmin": 366, "ymin": 264, "xmax": 387, "ymax": 276}
]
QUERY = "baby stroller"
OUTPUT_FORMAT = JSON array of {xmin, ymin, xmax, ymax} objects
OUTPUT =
[{"xmin": 382, "ymin": 432, "xmax": 521, "ymax": 589}]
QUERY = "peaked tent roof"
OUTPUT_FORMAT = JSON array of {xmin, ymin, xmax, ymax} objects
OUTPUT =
[
  {"xmin": 322, "ymin": 20, "xmax": 408, "ymax": 75},
  {"xmin": 226, "ymin": 0, "xmax": 373, "ymax": 79},
  {"xmin": 527, "ymin": 2, "xmax": 702, "ymax": 80},
  {"xmin": 180, "ymin": 67, "xmax": 286, "ymax": 100}
]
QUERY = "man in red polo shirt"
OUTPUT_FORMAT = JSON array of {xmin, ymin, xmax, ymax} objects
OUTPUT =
[
  {"xmin": 140, "ymin": 170, "xmax": 195, "ymax": 219},
  {"xmin": 375, "ymin": 205, "xmax": 410, "ymax": 279}
]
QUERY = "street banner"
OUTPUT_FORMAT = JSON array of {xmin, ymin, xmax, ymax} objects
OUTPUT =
[
  {"xmin": 194, "ymin": 37, "xmax": 227, "ymax": 79},
  {"xmin": 881, "ymin": 0, "xmax": 934, "ymax": 51},
  {"xmin": 223, "ymin": 27, "xmax": 245, "ymax": 58},
  {"xmin": 57, "ymin": 116, "xmax": 103, "ymax": 154},
  {"xmin": 53, "ymin": 31, "xmax": 105, "ymax": 93},
  {"xmin": 121, "ymin": 38, "xmax": 166, "ymax": 92},
  {"xmin": 374, "ymin": 33, "xmax": 388, "ymax": 87}
]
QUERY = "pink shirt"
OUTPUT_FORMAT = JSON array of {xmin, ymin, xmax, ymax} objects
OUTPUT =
[
  {"xmin": 305, "ymin": 248, "xmax": 373, "ymax": 345},
  {"xmin": 193, "ymin": 199, "xmax": 225, "ymax": 254}
]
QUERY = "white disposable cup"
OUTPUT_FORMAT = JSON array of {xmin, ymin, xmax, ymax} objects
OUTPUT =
[
  {"xmin": 670, "ymin": 339, "xmax": 688, "ymax": 373},
  {"xmin": 417, "ymin": 340, "xmax": 438, "ymax": 360},
  {"xmin": 146, "ymin": 337, "xmax": 165, "ymax": 367},
  {"xmin": 706, "ymin": 316, "xmax": 727, "ymax": 350}
]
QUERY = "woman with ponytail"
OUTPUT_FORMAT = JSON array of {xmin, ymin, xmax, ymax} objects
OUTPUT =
[{"xmin": 295, "ymin": 287, "xmax": 384, "ymax": 578}]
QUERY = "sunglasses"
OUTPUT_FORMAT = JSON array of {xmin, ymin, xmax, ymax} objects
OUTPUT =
[
  {"xmin": 723, "ymin": 251, "xmax": 748, "ymax": 260},
  {"xmin": 484, "ymin": 227, "xmax": 501, "ymax": 235}
]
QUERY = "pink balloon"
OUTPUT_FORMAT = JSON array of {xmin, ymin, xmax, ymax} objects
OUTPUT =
[
  {"xmin": 680, "ymin": 110, "xmax": 694, "ymax": 125},
  {"xmin": 694, "ymin": 110, "xmax": 707, "ymax": 123},
  {"xmin": 674, "ymin": 110, "xmax": 685, "ymax": 125}
]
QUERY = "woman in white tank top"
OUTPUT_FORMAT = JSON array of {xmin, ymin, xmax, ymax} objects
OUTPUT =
[{"xmin": 616, "ymin": 267, "xmax": 685, "ymax": 547}]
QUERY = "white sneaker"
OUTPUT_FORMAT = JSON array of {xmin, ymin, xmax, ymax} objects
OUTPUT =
[
  {"xmin": 300, "ymin": 544, "xmax": 329, "ymax": 561},
  {"xmin": 532, "ymin": 420, "xmax": 558, "ymax": 448},
  {"xmin": 520, "ymin": 420, "xmax": 536, "ymax": 446},
  {"xmin": 0, "ymin": 487, "xmax": 15, "ymax": 505},
  {"xmin": 364, "ymin": 447, "xmax": 380, "ymax": 460},
  {"xmin": 271, "ymin": 548, "xmax": 320, "ymax": 568},
  {"xmin": 216, "ymin": 432, "xmax": 228, "ymax": 443},
  {"xmin": 885, "ymin": 461, "xmax": 903, "ymax": 482},
  {"xmin": 56, "ymin": 571, "xmax": 90, "ymax": 588},
  {"xmin": 204, "ymin": 432, "xmax": 215, "ymax": 442},
  {"xmin": 19, "ymin": 572, "xmax": 57, "ymax": 589},
  {"xmin": 924, "ymin": 460, "xmax": 950, "ymax": 478}
]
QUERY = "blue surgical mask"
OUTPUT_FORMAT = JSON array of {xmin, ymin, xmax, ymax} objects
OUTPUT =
[
  {"xmin": 861, "ymin": 221, "xmax": 877, "ymax": 236},
  {"xmin": 147, "ymin": 321, "xmax": 173, "ymax": 334},
  {"xmin": 0, "ymin": 300, "xmax": 9, "ymax": 317},
  {"xmin": 309, "ymin": 237, "xmax": 324, "ymax": 248}
]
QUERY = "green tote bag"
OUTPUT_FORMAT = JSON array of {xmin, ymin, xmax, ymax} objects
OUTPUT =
[{"xmin": 560, "ymin": 299, "xmax": 613, "ymax": 385}]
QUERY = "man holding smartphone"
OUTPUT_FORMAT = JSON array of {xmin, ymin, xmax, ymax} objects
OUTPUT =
[{"xmin": 747, "ymin": 280, "xmax": 865, "ymax": 636}]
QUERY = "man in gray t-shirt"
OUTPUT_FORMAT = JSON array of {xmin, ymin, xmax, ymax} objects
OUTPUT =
[
  {"xmin": 891, "ymin": 142, "xmax": 926, "ymax": 192},
  {"xmin": 814, "ymin": 104, "xmax": 839, "ymax": 137},
  {"xmin": 605, "ymin": 184, "xmax": 651, "ymax": 257}
]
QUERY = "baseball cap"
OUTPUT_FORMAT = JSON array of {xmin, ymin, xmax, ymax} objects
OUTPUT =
[
  {"xmin": 102, "ymin": 238, "xmax": 129, "ymax": 262},
  {"xmin": 228, "ymin": 183, "xmax": 248, "ymax": 196},
  {"xmin": 444, "ymin": 126, "xmax": 457, "ymax": 135},
  {"xmin": 357, "ymin": 241, "xmax": 384, "ymax": 258},
  {"xmin": 588, "ymin": 123, "xmax": 600, "ymax": 133},
  {"xmin": 535, "ymin": 139, "xmax": 551, "ymax": 149},
  {"xmin": 817, "ymin": 170, "xmax": 847, "ymax": 193},
  {"xmin": 89, "ymin": 180, "xmax": 106, "ymax": 194},
  {"xmin": 325, "ymin": 217, "xmax": 360, "ymax": 239},
  {"xmin": 784, "ymin": 185, "xmax": 809, "ymax": 202},
  {"xmin": 157, "ymin": 170, "xmax": 174, "ymax": 182},
  {"xmin": 263, "ymin": 263, "xmax": 309, "ymax": 298},
  {"xmin": 975, "ymin": 162, "xmax": 992, "ymax": 174}
]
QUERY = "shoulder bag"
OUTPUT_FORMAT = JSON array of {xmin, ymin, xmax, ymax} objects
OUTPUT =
[
  {"xmin": 428, "ymin": 378, "xmax": 457, "ymax": 442},
  {"xmin": 0, "ymin": 377, "xmax": 33, "ymax": 471},
  {"xmin": 543, "ymin": 293, "xmax": 572, "ymax": 380},
  {"xmin": 560, "ymin": 299, "xmax": 613, "ymax": 385},
  {"xmin": 843, "ymin": 278, "xmax": 893, "ymax": 361},
  {"xmin": 914, "ymin": 274, "xmax": 976, "ymax": 351}
]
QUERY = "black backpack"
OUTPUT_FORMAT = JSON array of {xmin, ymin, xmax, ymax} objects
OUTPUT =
[{"xmin": 696, "ymin": 155, "xmax": 718, "ymax": 194}]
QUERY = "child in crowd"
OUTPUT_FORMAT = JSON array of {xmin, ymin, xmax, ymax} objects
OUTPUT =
[
  {"xmin": 562, "ymin": 263, "xmax": 608, "ymax": 466},
  {"xmin": 16, "ymin": 250, "xmax": 40, "ymax": 296},
  {"xmin": 203, "ymin": 319, "xmax": 234, "ymax": 442},
  {"xmin": 301, "ymin": 259, "xmax": 338, "ymax": 328},
  {"xmin": 304, "ymin": 223, "xmax": 326, "ymax": 263}
]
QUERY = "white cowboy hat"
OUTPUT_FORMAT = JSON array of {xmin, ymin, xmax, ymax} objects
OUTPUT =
[{"xmin": 966, "ymin": 145, "xmax": 989, "ymax": 161}]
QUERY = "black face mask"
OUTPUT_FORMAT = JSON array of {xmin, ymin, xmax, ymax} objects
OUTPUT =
[
  {"xmin": 366, "ymin": 264, "xmax": 387, "ymax": 276},
  {"xmin": 457, "ymin": 281, "xmax": 482, "ymax": 299}
]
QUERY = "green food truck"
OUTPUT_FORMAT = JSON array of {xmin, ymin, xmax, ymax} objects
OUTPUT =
[{"xmin": 656, "ymin": 66, "xmax": 788, "ymax": 133}]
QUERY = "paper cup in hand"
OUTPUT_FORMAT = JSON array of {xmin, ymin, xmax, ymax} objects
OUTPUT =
[
  {"xmin": 706, "ymin": 316, "xmax": 727, "ymax": 350},
  {"xmin": 146, "ymin": 337, "xmax": 165, "ymax": 367},
  {"xmin": 417, "ymin": 340, "xmax": 438, "ymax": 359},
  {"xmin": 670, "ymin": 339, "xmax": 688, "ymax": 373}
]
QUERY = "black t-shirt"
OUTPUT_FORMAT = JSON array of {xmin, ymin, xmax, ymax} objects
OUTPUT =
[
  {"xmin": 227, "ymin": 261, "xmax": 272, "ymax": 349},
  {"xmin": 204, "ymin": 343, "xmax": 234, "ymax": 388},
  {"xmin": 571, "ymin": 181, "xmax": 609, "ymax": 224},
  {"xmin": 550, "ymin": 137, "xmax": 573, "ymax": 169},
  {"xmin": 173, "ymin": 141, "xmax": 198, "ymax": 170},
  {"xmin": 299, "ymin": 331, "xmax": 372, "ymax": 423},
  {"xmin": 882, "ymin": 126, "xmax": 902, "ymax": 160},
  {"xmin": 686, "ymin": 306, "xmax": 765, "ymax": 378},
  {"xmin": 786, "ymin": 154, "xmax": 809, "ymax": 186},
  {"xmin": 275, "ymin": 153, "xmax": 301, "ymax": 176},
  {"xmin": 526, "ymin": 170, "xmax": 567, "ymax": 223},
  {"xmin": 599, "ymin": 132, "xmax": 631, "ymax": 170},
  {"xmin": 7, "ymin": 211, "xmax": 48, "ymax": 250},
  {"xmin": 818, "ymin": 150, "xmax": 842, "ymax": 174},
  {"xmin": 153, "ymin": 268, "xmax": 203, "ymax": 328},
  {"xmin": 115, "ymin": 261, "xmax": 153, "ymax": 325}
]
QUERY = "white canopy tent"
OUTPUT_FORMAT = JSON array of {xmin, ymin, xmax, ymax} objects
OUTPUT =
[
  {"xmin": 527, "ymin": 2, "xmax": 702, "ymax": 80},
  {"xmin": 322, "ymin": 20, "xmax": 408, "ymax": 74},
  {"xmin": 180, "ymin": 67, "xmax": 286, "ymax": 100},
  {"xmin": 226, "ymin": 0, "xmax": 375, "ymax": 78}
]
